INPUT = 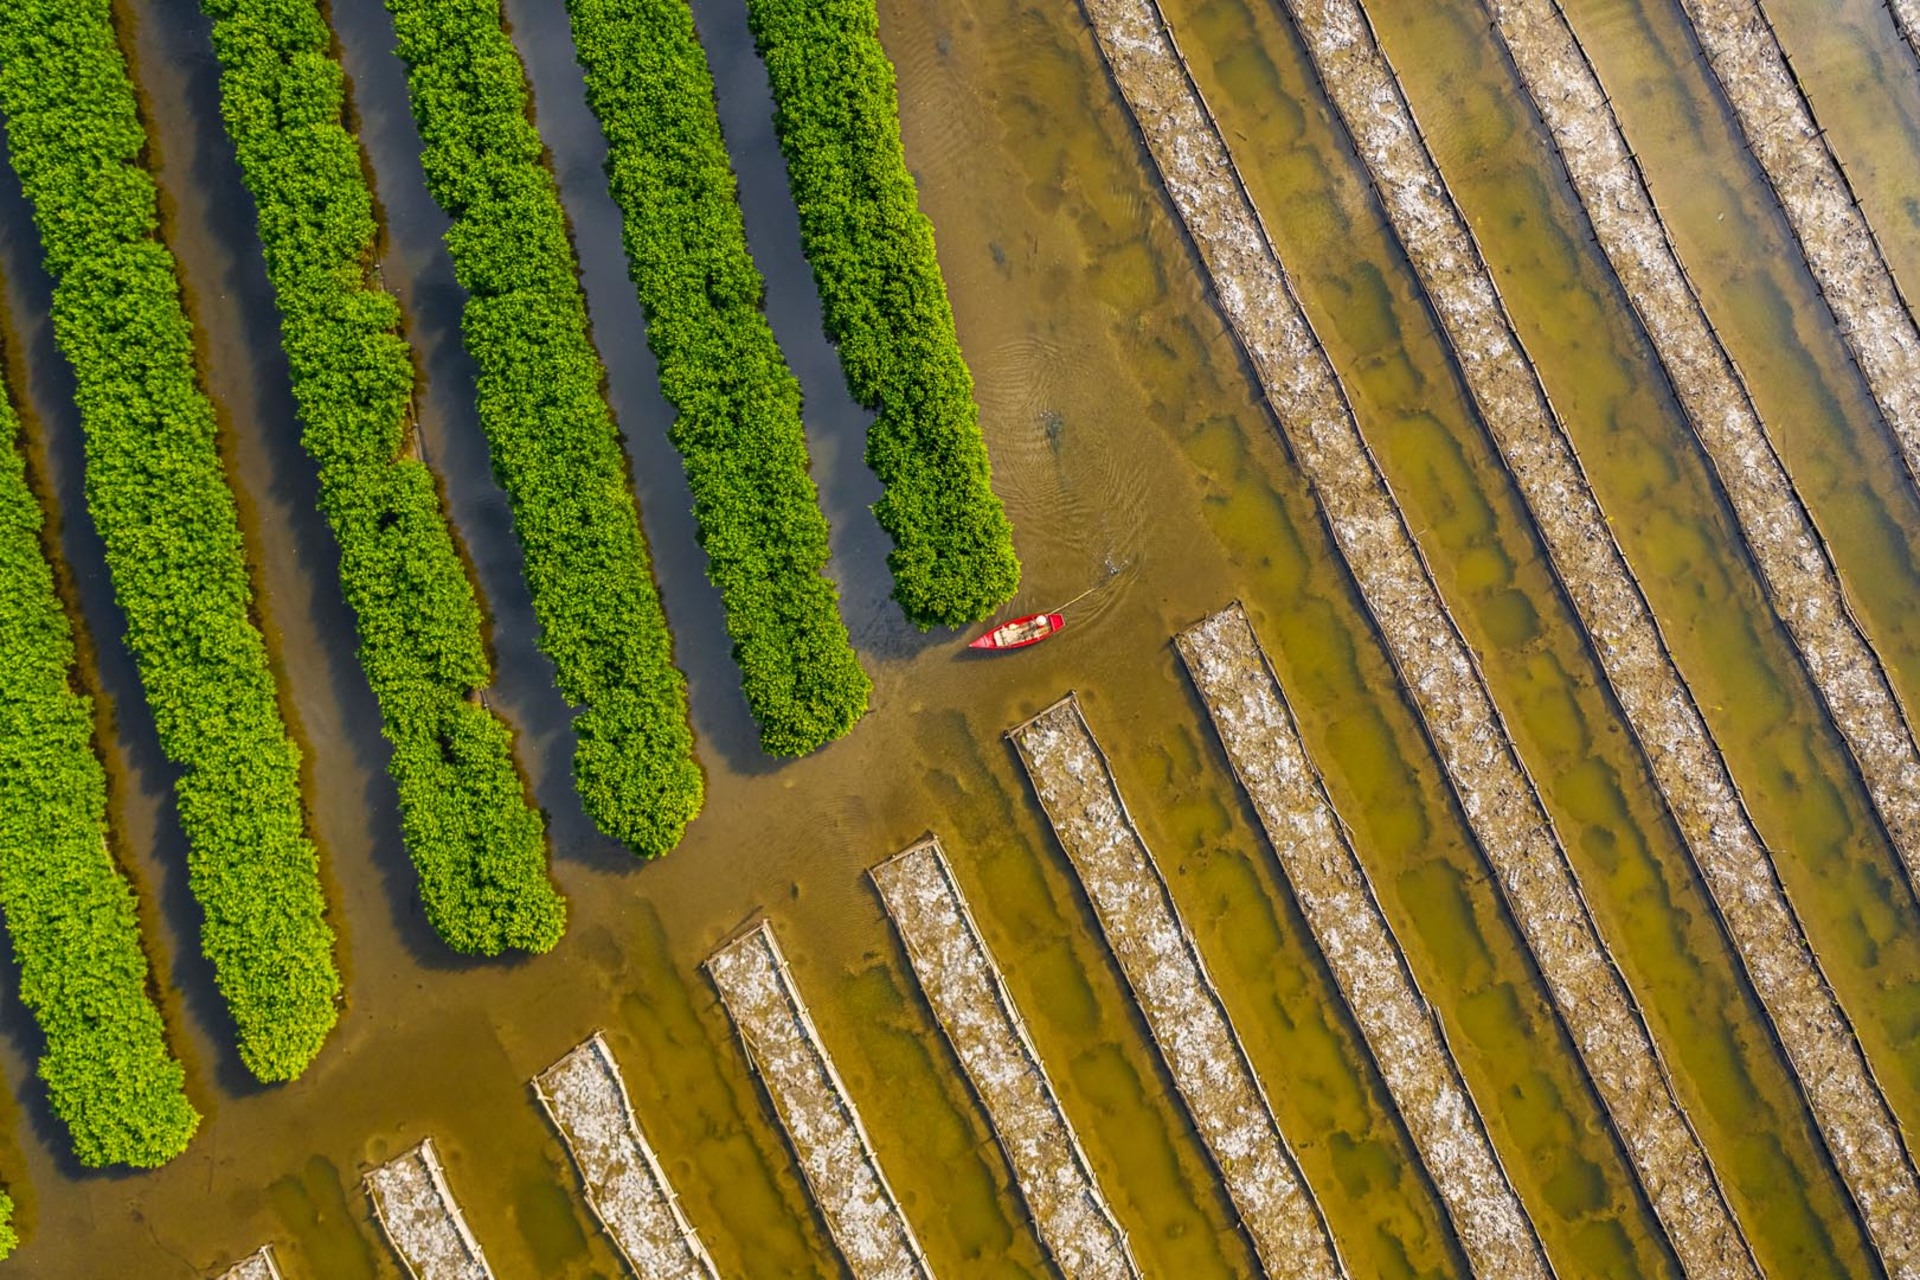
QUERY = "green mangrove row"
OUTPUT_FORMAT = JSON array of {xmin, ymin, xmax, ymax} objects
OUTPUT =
[
  {"xmin": 0, "ymin": 0, "xmax": 341, "ymax": 1081},
  {"xmin": 384, "ymin": 0, "xmax": 703, "ymax": 854},
  {"xmin": 743, "ymin": 0, "xmax": 1019, "ymax": 628},
  {"xmin": 0, "ymin": 379, "xmax": 198, "ymax": 1166},
  {"xmin": 200, "ymin": 0, "xmax": 566, "ymax": 953},
  {"xmin": 565, "ymin": 0, "xmax": 870, "ymax": 756}
]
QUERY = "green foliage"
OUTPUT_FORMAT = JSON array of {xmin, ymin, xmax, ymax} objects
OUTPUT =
[
  {"xmin": 743, "ymin": 0, "xmax": 1019, "ymax": 628},
  {"xmin": 199, "ymin": 0, "xmax": 565, "ymax": 952},
  {"xmin": 384, "ymin": 0, "xmax": 703, "ymax": 852},
  {"xmin": 0, "ymin": 387, "xmax": 199, "ymax": 1166},
  {"xmin": 565, "ymin": 0, "xmax": 869, "ymax": 756},
  {"xmin": 0, "ymin": 1187, "xmax": 14, "ymax": 1258},
  {"xmin": 0, "ymin": 0, "xmax": 340, "ymax": 1081}
]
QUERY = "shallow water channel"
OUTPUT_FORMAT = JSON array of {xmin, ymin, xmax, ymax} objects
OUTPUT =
[{"xmin": 0, "ymin": 0, "xmax": 1917, "ymax": 1274}]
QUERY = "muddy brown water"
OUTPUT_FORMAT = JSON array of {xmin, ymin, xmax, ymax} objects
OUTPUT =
[{"xmin": 0, "ymin": 0, "xmax": 1917, "ymax": 1273}]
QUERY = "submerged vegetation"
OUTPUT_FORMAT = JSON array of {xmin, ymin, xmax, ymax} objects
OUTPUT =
[
  {"xmin": 565, "ymin": 0, "xmax": 870, "ymax": 756},
  {"xmin": 200, "ymin": 0, "xmax": 566, "ymax": 953},
  {"xmin": 0, "ymin": 383, "xmax": 198, "ymax": 1167},
  {"xmin": 385, "ymin": 0, "xmax": 703, "ymax": 854},
  {"xmin": 0, "ymin": 0, "xmax": 340, "ymax": 1082},
  {"xmin": 743, "ymin": 0, "xmax": 1020, "ymax": 628}
]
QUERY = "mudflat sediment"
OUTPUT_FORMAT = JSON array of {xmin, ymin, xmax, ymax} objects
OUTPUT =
[
  {"xmin": 1073, "ymin": 0, "xmax": 1755, "ymax": 1271},
  {"xmin": 1483, "ymin": 4, "xmax": 1920, "ymax": 1272},
  {"xmin": 1178, "ymin": 604, "xmax": 1548, "ymax": 1280},
  {"xmin": 534, "ymin": 1033, "xmax": 719, "ymax": 1280},
  {"xmin": 871, "ymin": 838, "xmax": 1139, "ymax": 1280},
  {"xmin": 705, "ymin": 922, "xmax": 931, "ymax": 1280},
  {"xmin": 1481, "ymin": 0, "xmax": 1920, "ymax": 941},
  {"xmin": 1290, "ymin": 2, "xmax": 1920, "ymax": 1273},
  {"xmin": 364, "ymin": 1139, "xmax": 494, "ymax": 1280},
  {"xmin": 1009, "ymin": 695, "xmax": 1344, "ymax": 1279}
]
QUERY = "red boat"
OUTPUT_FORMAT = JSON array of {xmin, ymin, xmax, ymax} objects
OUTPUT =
[{"xmin": 969, "ymin": 612, "xmax": 1064, "ymax": 651}]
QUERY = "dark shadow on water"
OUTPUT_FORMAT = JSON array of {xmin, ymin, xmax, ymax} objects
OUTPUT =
[
  {"xmin": 335, "ymin": 0, "xmax": 871, "ymax": 861},
  {"xmin": 501, "ymin": 0, "xmax": 782, "ymax": 782},
  {"xmin": 138, "ymin": 0, "xmax": 505, "ymax": 980},
  {"xmin": 0, "ymin": 111, "xmax": 272, "ymax": 1109},
  {"xmin": 505, "ymin": 0, "xmax": 959, "ymax": 770},
  {"xmin": 0, "ymin": 179, "xmax": 228, "ymax": 1174},
  {"xmin": 0, "ymin": 947, "xmax": 111, "ymax": 1186},
  {"xmin": 343, "ymin": 0, "xmax": 952, "ymax": 823},
  {"xmin": 688, "ymin": 0, "xmax": 950, "ymax": 669},
  {"xmin": 328, "ymin": 0, "xmax": 631, "ymax": 864}
]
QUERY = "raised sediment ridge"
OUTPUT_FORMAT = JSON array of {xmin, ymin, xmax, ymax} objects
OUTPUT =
[
  {"xmin": 1009, "ymin": 696, "xmax": 1344, "ymax": 1279},
  {"xmin": 1072, "ymin": 0, "xmax": 1755, "ymax": 1271},
  {"xmin": 706, "ymin": 921, "xmax": 931, "ymax": 1280},
  {"xmin": 1177, "ymin": 605, "xmax": 1548, "ymax": 1280},
  {"xmin": 871, "ymin": 838, "xmax": 1140, "ymax": 1280},
  {"xmin": 216, "ymin": 1246, "xmax": 283, "ymax": 1280},
  {"xmin": 1481, "ymin": 4, "xmax": 1920, "ymax": 1271},
  {"xmin": 1291, "ymin": 1, "xmax": 1920, "ymax": 1271},
  {"xmin": 365, "ymin": 1138, "xmax": 493, "ymax": 1280},
  {"xmin": 1673, "ymin": 0, "xmax": 1920, "ymax": 499},
  {"xmin": 534, "ymin": 1033, "xmax": 719, "ymax": 1279},
  {"xmin": 1479, "ymin": 0, "xmax": 1920, "ymax": 951},
  {"xmin": 1896, "ymin": 0, "xmax": 1920, "ymax": 56}
]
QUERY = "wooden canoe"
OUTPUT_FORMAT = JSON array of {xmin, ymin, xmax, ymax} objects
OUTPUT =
[{"xmin": 969, "ymin": 613, "xmax": 1064, "ymax": 651}]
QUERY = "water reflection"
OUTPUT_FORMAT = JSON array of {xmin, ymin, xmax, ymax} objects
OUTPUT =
[
  {"xmin": 0, "ymin": 15, "xmax": 262, "ymax": 1122},
  {"xmin": 689, "ymin": 0, "xmax": 944, "ymax": 664},
  {"xmin": 329, "ymin": 0, "xmax": 622, "ymax": 864}
]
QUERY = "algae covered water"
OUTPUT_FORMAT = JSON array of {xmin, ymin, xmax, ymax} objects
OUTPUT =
[{"xmin": 0, "ymin": 0, "xmax": 1918, "ymax": 1273}]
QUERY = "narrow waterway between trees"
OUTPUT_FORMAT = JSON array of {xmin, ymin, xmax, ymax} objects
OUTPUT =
[{"xmin": 1, "ymin": 0, "xmax": 1917, "ymax": 1273}]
